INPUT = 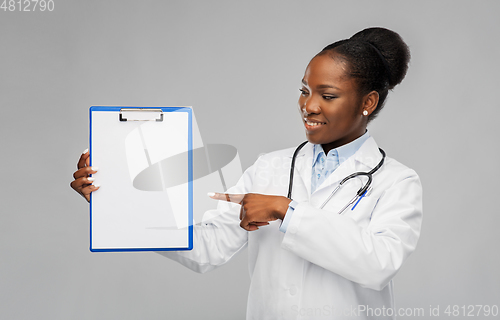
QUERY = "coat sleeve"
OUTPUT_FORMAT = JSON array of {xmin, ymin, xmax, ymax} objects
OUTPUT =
[
  {"xmin": 281, "ymin": 168, "xmax": 423, "ymax": 291},
  {"xmin": 156, "ymin": 160, "xmax": 257, "ymax": 273}
]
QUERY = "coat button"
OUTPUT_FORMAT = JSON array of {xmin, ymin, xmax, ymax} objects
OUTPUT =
[
  {"xmin": 289, "ymin": 226, "xmax": 298, "ymax": 234},
  {"xmin": 289, "ymin": 285, "xmax": 298, "ymax": 296}
]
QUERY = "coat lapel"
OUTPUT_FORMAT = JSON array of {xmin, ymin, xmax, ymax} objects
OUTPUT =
[
  {"xmin": 310, "ymin": 137, "xmax": 383, "ymax": 208},
  {"xmin": 285, "ymin": 137, "xmax": 383, "ymax": 207}
]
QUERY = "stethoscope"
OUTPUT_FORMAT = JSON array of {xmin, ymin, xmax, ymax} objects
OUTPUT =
[{"xmin": 287, "ymin": 141, "xmax": 386, "ymax": 214}]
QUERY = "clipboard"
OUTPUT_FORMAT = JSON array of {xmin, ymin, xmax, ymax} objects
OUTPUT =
[{"xmin": 89, "ymin": 106, "xmax": 193, "ymax": 252}]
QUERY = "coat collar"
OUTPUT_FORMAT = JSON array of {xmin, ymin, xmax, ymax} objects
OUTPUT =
[{"xmin": 287, "ymin": 137, "xmax": 383, "ymax": 198}]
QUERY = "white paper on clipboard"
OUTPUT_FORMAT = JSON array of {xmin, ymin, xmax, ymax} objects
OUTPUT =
[{"xmin": 89, "ymin": 106, "xmax": 193, "ymax": 252}]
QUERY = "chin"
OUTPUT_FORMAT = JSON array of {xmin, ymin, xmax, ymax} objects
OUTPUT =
[{"xmin": 305, "ymin": 135, "xmax": 323, "ymax": 145}]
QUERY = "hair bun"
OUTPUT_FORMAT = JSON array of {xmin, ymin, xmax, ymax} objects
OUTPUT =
[{"xmin": 350, "ymin": 27, "xmax": 410, "ymax": 89}]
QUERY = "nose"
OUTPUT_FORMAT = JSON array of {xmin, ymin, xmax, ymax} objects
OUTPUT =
[{"xmin": 300, "ymin": 94, "xmax": 321, "ymax": 116}]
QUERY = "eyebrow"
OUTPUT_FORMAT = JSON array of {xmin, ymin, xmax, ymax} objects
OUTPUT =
[
  {"xmin": 317, "ymin": 84, "xmax": 340, "ymax": 90},
  {"xmin": 301, "ymin": 79, "xmax": 340, "ymax": 90}
]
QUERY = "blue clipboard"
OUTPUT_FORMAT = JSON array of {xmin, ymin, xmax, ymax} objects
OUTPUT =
[{"xmin": 89, "ymin": 106, "xmax": 193, "ymax": 252}]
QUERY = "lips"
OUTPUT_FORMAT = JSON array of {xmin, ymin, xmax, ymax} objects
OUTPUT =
[{"xmin": 304, "ymin": 118, "xmax": 326, "ymax": 127}]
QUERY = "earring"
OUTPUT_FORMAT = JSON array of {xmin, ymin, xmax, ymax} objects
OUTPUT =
[{"xmin": 363, "ymin": 110, "xmax": 368, "ymax": 116}]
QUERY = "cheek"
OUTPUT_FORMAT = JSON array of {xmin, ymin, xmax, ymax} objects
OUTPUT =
[{"xmin": 326, "ymin": 104, "xmax": 357, "ymax": 126}]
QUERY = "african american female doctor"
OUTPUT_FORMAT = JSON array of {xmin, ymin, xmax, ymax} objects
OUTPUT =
[{"xmin": 71, "ymin": 27, "xmax": 423, "ymax": 320}]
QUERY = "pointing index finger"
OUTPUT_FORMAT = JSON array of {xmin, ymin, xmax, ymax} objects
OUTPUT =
[{"xmin": 208, "ymin": 192, "xmax": 245, "ymax": 204}]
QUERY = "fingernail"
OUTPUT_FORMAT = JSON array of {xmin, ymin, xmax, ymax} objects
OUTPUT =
[
  {"xmin": 94, "ymin": 184, "xmax": 101, "ymax": 188},
  {"xmin": 82, "ymin": 148, "xmax": 89, "ymax": 154},
  {"xmin": 91, "ymin": 166, "xmax": 99, "ymax": 172},
  {"xmin": 87, "ymin": 177, "xmax": 95, "ymax": 182},
  {"xmin": 207, "ymin": 192, "xmax": 215, "ymax": 197}
]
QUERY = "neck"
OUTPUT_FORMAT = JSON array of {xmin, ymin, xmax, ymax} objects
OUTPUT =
[{"xmin": 321, "ymin": 129, "xmax": 367, "ymax": 155}]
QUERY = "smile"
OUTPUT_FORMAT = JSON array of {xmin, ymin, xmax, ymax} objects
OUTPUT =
[{"xmin": 304, "ymin": 119, "xmax": 326, "ymax": 127}]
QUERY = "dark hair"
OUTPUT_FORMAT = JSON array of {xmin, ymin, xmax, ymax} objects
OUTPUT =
[{"xmin": 319, "ymin": 27, "xmax": 410, "ymax": 121}]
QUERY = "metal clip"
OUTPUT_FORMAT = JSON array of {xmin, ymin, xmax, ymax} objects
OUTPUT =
[{"xmin": 119, "ymin": 108, "xmax": 163, "ymax": 122}]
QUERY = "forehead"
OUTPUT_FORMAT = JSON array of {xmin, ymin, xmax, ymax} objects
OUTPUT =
[{"xmin": 303, "ymin": 53, "xmax": 352, "ymax": 87}]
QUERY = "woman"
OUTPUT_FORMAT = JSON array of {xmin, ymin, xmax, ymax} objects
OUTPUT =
[{"xmin": 71, "ymin": 27, "xmax": 422, "ymax": 319}]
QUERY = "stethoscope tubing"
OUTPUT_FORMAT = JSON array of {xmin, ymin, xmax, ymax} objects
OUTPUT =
[
  {"xmin": 287, "ymin": 140, "xmax": 308, "ymax": 199},
  {"xmin": 287, "ymin": 141, "xmax": 385, "ymax": 214}
]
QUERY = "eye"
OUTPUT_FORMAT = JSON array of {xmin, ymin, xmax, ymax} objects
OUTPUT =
[
  {"xmin": 322, "ymin": 95, "xmax": 336, "ymax": 100},
  {"xmin": 299, "ymin": 88, "xmax": 309, "ymax": 96}
]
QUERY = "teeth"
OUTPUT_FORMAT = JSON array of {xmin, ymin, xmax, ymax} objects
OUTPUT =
[{"xmin": 306, "ymin": 121, "xmax": 324, "ymax": 126}]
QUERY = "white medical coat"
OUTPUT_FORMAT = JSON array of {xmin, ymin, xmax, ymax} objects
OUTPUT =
[{"xmin": 159, "ymin": 137, "xmax": 423, "ymax": 320}]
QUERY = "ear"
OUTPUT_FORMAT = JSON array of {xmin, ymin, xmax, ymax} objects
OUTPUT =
[{"xmin": 361, "ymin": 91, "xmax": 379, "ymax": 116}]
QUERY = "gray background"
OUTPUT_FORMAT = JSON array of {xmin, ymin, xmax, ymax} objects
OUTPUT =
[{"xmin": 1, "ymin": 0, "xmax": 499, "ymax": 319}]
